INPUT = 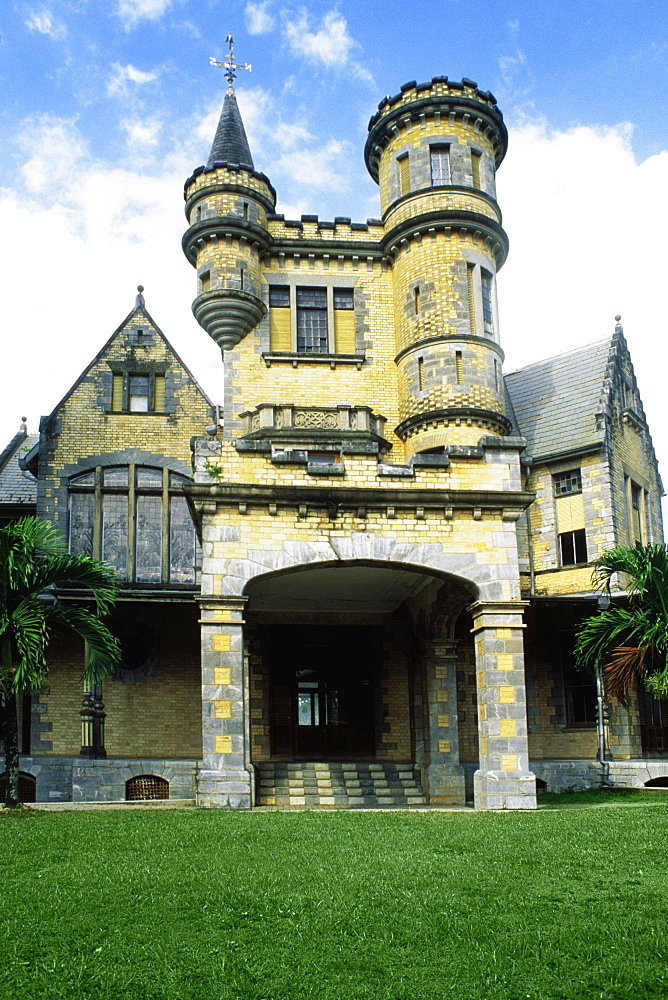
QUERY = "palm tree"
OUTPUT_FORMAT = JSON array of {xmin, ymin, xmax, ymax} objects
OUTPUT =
[
  {"xmin": 574, "ymin": 543, "xmax": 668, "ymax": 705},
  {"xmin": 0, "ymin": 517, "xmax": 121, "ymax": 807}
]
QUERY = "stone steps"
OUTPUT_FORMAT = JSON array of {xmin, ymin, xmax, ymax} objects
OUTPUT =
[{"xmin": 255, "ymin": 761, "xmax": 426, "ymax": 808}]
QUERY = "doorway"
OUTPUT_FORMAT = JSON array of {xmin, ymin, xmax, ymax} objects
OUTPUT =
[{"xmin": 267, "ymin": 626, "xmax": 376, "ymax": 759}]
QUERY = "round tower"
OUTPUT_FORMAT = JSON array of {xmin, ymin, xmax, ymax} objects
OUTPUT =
[
  {"xmin": 365, "ymin": 77, "xmax": 511, "ymax": 454},
  {"xmin": 183, "ymin": 72, "xmax": 275, "ymax": 353}
]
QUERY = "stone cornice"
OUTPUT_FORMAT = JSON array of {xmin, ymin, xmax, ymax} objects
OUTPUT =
[
  {"xmin": 185, "ymin": 480, "xmax": 534, "ymax": 516},
  {"xmin": 394, "ymin": 333, "xmax": 505, "ymax": 365}
]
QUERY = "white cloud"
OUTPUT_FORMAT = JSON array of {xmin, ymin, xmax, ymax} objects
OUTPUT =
[
  {"xmin": 24, "ymin": 7, "xmax": 67, "ymax": 39},
  {"xmin": 107, "ymin": 63, "xmax": 159, "ymax": 98},
  {"xmin": 17, "ymin": 115, "xmax": 88, "ymax": 193},
  {"xmin": 115, "ymin": 0, "xmax": 173, "ymax": 30},
  {"xmin": 122, "ymin": 119, "xmax": 162, "ymax": 146},
  {"xmin": 496, "ymin": 120, "xmax": 668, "ymax": 491},
  {"xmin": 282, "ymin": 9, "xmax": 373, "ymax": 82},
  {"xmin": 245, "ymin": 1, "xmax": 275, "ymax": 35},
  {"xmin": 0, "ymin": 113, "xmax": 222, "ymax": 445},
  {"xmin": 276, "ymin": 139, "xmax": 352, "ymax": 191}
]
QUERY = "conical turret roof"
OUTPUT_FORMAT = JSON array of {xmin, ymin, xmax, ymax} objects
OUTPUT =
[{"xmin": 207, "ymin": 87, "xmax": 254, "ymax": 169}]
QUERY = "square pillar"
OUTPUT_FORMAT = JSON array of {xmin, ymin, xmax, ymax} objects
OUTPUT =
[
  {"xmin": 197, "ymin": 596, "xmax": 252, "ymax": 809},
  {"xmin": 422, "ymin": 639, "xmax": 465, "ymax": 804},
  {"xmin": 470, "ymin": 602, "xmax": 537, "ymax": 810}
]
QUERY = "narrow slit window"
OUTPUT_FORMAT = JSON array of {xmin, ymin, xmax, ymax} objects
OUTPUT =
[
  {"xmin": 481, "ymin": 269, "xmax": 494, "ymax": 331},
  {"xmin": 471, "ymin": 150, "xmax": 481, "ymax": 189},
  {"xmin": 414, "ymin": 286, "xmax": 421, "ymax": 315},
  {"xmin": 455, "ymin": 351, "xmax": 464, "ymax": 384},
  {"xmin": 398, "ymin": 154, "xmax": 411, "ymax": 196},
  {"xmin": 466, "ymin": 264, "xmax": 476, "ymax": 336},
  {"xmin": 417, "ymin": 356, "xmax": 424, "ymax": 391}
]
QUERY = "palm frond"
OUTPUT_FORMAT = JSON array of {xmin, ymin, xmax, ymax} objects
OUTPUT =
[
  {"xmin": 33, "ymin": 554, "xmax": 119, "ymax": 616},
  {"xmin": 44, "ymin": 604, "xmax": 121, "ymax": 685},
  {"xmin": 8, "ymin": 597, "xmax": 49, "ymax": 692}
]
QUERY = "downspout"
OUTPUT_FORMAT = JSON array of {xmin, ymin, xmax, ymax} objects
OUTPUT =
[
  {"xmin": 523, "ymin": 458, "xmax": 536, "ymax": 596},
  {"xmin": 596, "ymin": 594, "xmax": 611, "ymax": 787}
]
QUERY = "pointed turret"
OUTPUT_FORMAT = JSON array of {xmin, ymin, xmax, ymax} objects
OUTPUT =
[
  {"xmin": 183, "ymin": 39, "xmax": 275, "ymax": 355},
  {"xmin": 207, "ymin": 88, "xmax": 254, "ymax": 169}
]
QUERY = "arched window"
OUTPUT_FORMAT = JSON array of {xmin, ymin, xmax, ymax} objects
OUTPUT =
[{"xmin": 68, "ymin": 466, "xmax": 198, "ymax": 585}]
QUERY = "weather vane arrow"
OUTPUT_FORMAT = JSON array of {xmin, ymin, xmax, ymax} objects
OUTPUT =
[{"xmin": 210, "ymin": 34, "xmax": 252, "ymax": 89}]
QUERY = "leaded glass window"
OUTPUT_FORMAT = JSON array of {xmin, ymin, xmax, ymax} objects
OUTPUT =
[
  {"xmin": 135, "ymin": 495, "xmax": 162, "ymax": 582},
  {"xmin": 68, "ymin": 465, "xmax": 198, "ymax": 585}
]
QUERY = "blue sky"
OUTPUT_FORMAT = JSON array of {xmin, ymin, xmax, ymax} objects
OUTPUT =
[{"xmin": 1, "ymin": 0, "xmax": 667, "ymax": 511}]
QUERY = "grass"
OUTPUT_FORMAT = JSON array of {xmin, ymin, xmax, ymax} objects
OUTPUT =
[{"xmin": 1, "ymin": 796, "xmax": 667, "ymax": 1000}]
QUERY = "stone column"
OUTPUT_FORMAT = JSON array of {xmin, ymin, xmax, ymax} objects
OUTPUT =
[
  {"xmin": 197, "ymin": 596, "xmax": 252, "ymax": 809},
  {"xmin": 470, "ymin": 602, "xmax": 536, "ymax": 810},
  {"xmin": 422, "ymin": 639, "xmax": 465, "ymax": 804}
]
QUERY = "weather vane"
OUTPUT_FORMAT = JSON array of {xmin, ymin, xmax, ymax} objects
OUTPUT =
[{"xmin": 209, "ymin": 34, "xmax": 252, "ymax": 89}]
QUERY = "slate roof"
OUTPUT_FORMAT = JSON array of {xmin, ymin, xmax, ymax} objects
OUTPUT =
[
  {"xmin": 504, "ymin": 338, "xmax": 613, "ymax": 461},
  {"xmin": 207, "ymin": 88, "xmax": 254, "ymax": 169},
  {"xmin": 0, "ymin": 430, "xmax": 38, "ymax": 508}
]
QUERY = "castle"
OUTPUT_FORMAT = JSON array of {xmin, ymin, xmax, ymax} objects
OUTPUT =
[{"xmin": 0, "ymin": 64, "xmax": 664, "ymax": 809}]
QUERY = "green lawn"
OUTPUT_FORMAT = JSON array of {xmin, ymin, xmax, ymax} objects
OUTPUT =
[{"xmin": 1, "ymin": 795, "xmax": 667, "ymax": 1000}]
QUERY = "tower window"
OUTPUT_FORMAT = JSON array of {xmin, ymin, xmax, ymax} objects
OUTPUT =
[
  {"xmin": 296, "ymin": 287, "xmax": 328, "ymax": 354},
  {"xmin": 268, "ymin": 284, "xmax": 357, "ymax": 354},
  {"xmin": 466, "ymin": 264, "xmax": 476, "ymax": 336},
  {"xmin": 398, "ymin": 154, "xmax": 411, "ymax": 196},
  {"xmin": 417, "ymin": 356, "xmax": 424, "ymax": 392},
  {"xmin": 414, "ymin": 286, "xmax": 421, "ymax": 315},
  {"xmin": 430, "ymin": 145, "xmax": 451, "ymax": 186},
  {"xmin": 481, "ymin": 269, "xmax": 494, "ymax": 330},
  {"xmin": 471, "ymin": 150, "xmax": 482, "ymax": 189},
  {"xmin": 455, "ymin": 351, "xmax": 464, "ymax": 384}
]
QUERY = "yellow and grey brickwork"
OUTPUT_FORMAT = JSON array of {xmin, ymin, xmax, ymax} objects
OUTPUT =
[{"xmin": 7, "ymin": 70, "xmax": 665, "ymax": 806}]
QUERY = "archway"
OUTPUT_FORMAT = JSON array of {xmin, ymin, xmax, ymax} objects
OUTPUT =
[{"xmin": 243, "ymin": 561, "xmax": 477, "ymax": 770}]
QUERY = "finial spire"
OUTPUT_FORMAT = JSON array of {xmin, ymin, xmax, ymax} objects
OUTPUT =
[
  {"xmin": 210, "ymin": 34, "xmax": 252, "ymax": 92},
  {"xmin": 615, "ymin": 314, "xmax": 623, "ymax": 334},
  {"xmin": 136, "ymin": 284, "xmax": 145, "ymax": 308}
]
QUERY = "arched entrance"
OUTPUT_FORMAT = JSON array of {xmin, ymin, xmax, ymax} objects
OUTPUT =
[{"xmin": 243, "ymin": 562, "xmax": 476, "ymax": 795}]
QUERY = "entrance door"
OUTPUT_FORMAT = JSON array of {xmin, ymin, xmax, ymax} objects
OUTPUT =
[{"xmin": 268, "ymin": 626, "xmax": 376, "ymax": 759}]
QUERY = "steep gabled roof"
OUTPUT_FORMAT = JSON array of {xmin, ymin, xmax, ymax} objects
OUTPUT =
[
  {"xmin": 207, "ymin": 88, "xmax": 254, "ymax": 169},
  {"xmin": 504, "ymin": 337, "xmax": 613, "ymax": 462},
  {"xmin": 0, "ymin": 427, "xmax": 38, "ymax": 509},
  {"xmin": 40, "ymin": 295, "xmax": 214, "ymax": 434}
]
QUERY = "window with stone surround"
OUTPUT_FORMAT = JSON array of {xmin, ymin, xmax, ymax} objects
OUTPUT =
[
  {"xmin": 430, "ymin": 145, "xmax": 451, "ymax": 186},
  {"xmin": 560, "ymin": 633, "xmax": 597, "ymax": 727},
  {"xmin": 68, "ymin": 466, "xmax": 198, "ymax": 585},
  {"xmin": 110, "ymin": 372, "xmax": 166, "ymax": 413},
  {"xmin": 466, "ymin": 262, "xmax": 497, "ymax": 338},
  {"xmin": 554, "ymin": 469, "xmax": 588, "ymax": 566},
  {"xmin": 397, "ymin": 153, "xmax": 411, "ymax": 196},
  {"xmin": 268, "ymin": 284, "xmax": 356, "ymax": 355}
]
